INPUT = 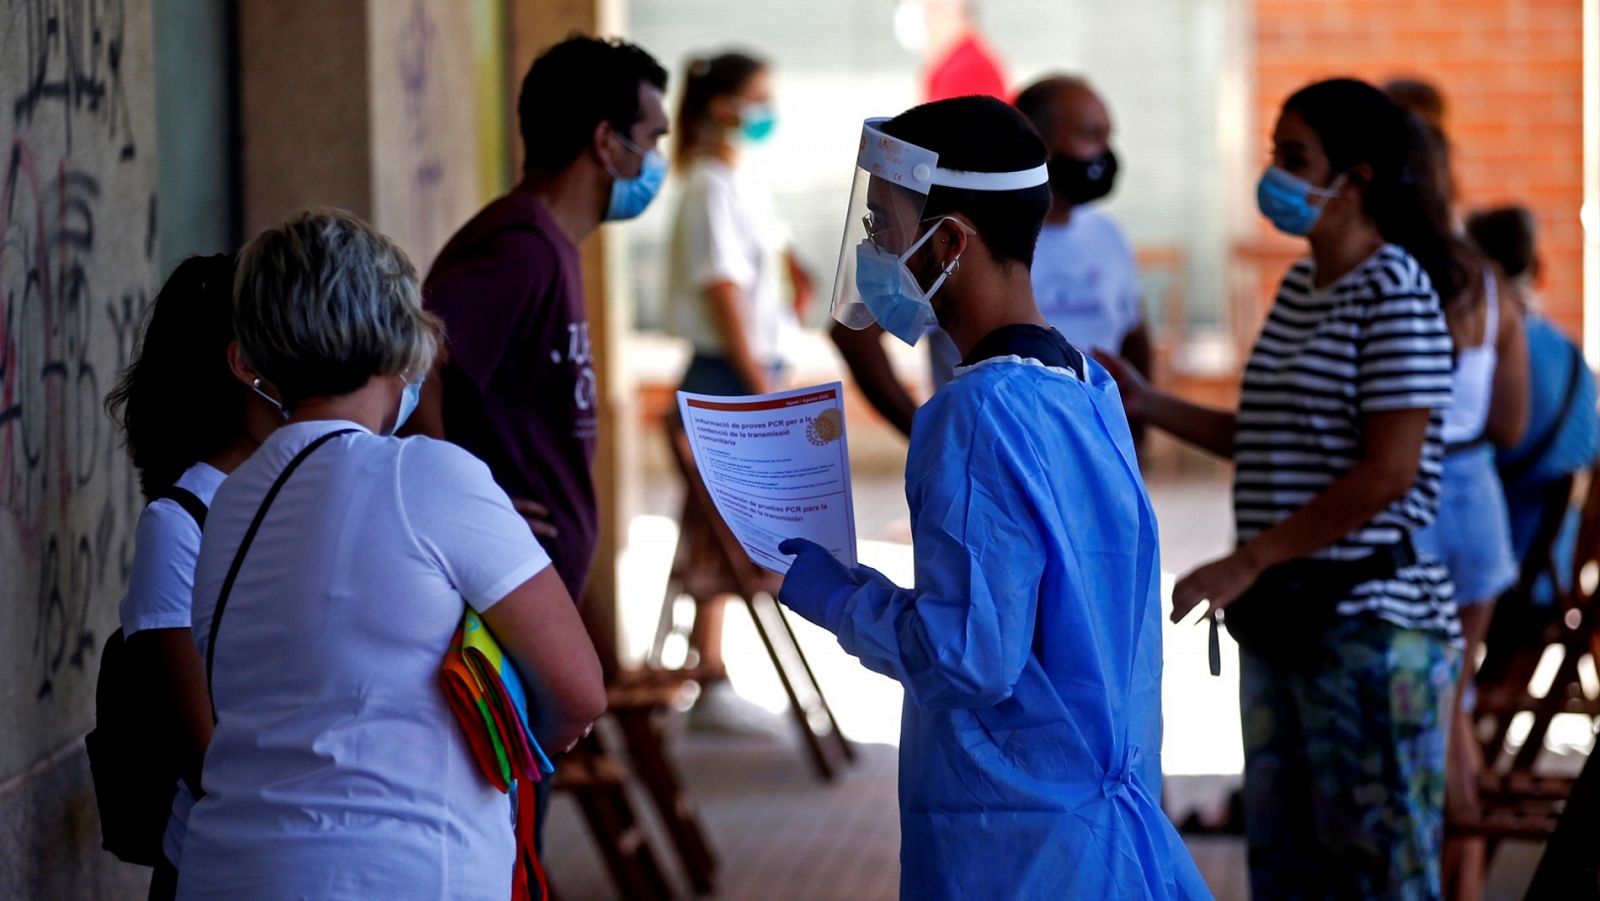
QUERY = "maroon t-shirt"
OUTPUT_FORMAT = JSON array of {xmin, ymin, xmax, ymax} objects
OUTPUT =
[{"xmin": 424, "ymin": 192, "xmax": 599, "ymax": 598}]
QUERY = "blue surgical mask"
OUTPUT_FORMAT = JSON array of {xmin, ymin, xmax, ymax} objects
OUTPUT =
[
  {"xmin": 604, "ymin": 134, "xmax": 667, "ymax": 222},
  {"xmin": 853, "ymin": 218, "xmax": 961, "ymax": 346},
  {"xmin": 1256, "ymin": 166, "xmax": 1344, "ymax": 236},
  {"xmin": 390, "ymin": 378, "xmax": 422, "ymax": 435},
  {"xmin": 739, "ymin": 104, "xmax": 777, "ymax": 143}
]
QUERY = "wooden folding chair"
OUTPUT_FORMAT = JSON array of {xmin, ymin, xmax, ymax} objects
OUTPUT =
[
  {"xmin": 605, "ymin": 670, "xmax": 718, "ymax": 895},
  {"xmin": 1454, "ymin": 472, "xmax": 1600, "ymax": 872},
  {"xmin": 1476, "ymin": 471, "xmax": 1600, "ymax": 777},
  {"xmin": 648, "ymin": 414, "xmax": 855, "ymax": 781},
  {"xmin": 1475, "ymin": 473, "xmax": 1580, "ymax": 766},
  {"xmin": 552, "ymin": 734, "xmax": 674, "ymax": 900}
]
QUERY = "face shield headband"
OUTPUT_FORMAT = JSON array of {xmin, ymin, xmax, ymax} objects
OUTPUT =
[{"xmin": 830, "ymin": 118, "xmax": 1049, "ymax": 345}]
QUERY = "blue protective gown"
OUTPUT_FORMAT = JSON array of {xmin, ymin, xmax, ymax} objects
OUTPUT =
[{"xmin": 830, "ymin": 336, "xmax": 1209, "ymax": 899}]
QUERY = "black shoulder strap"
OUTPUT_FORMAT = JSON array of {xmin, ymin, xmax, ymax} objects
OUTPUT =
[
  {"xmin": 205, "ymin": 429, "xmax": 357, "ymax": 720},
  {"xmin": 154, "ymin": 486, "xmax": 208, "ymax": 530},
  {"xmin": 1502, "ymin": 339, "xmax": 1586, "ymax": 485}
]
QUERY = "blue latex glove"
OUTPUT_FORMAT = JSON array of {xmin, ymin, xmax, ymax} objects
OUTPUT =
[{"xmin": 777, "ymin": 538, "xmax": 859, "ymax": 632}]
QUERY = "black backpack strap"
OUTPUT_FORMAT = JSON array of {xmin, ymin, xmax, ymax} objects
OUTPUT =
[
  {"xmin": 154, "ymin": 486, "xmax": 208, "ymax": 530},
  {"xmin": 205, "ymin": 429, "xmax": 357, "ymax": 721}
]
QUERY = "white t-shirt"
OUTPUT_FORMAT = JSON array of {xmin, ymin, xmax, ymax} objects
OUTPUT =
[
  {"xmin": 668, "ymin": 157, "xmax": 793, "ymax": 365},
  {"xmin": 178, "ymin": 421, "xmax": 550, "ymax": 899},
  {"xmin": 929, "ymin": 206, "xmax": 1142, "ymax": 387},
  {"xmin": 1030, "ymin": 206, "xmax": 1143, "ymax": 354},
  {"xmin": 118, "ymin": 461, "xmax": 225, "ymax": 867}
]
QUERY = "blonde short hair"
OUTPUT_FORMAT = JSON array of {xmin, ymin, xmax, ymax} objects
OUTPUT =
[{"xmin": 234, "ymin": 209, "xmax": 441, "ymax": 405}]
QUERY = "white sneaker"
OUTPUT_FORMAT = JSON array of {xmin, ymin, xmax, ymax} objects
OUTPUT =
[{"xmin": 686, "ymin": 681, "xmax": 788, "ymax": 737}]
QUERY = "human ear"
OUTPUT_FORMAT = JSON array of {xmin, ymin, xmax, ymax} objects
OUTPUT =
[{"xmin": 227, "ymin": 341, "xmax": 257, "ymax": 388}]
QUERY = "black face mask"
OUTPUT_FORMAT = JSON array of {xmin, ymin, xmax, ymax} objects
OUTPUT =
[{"xmin": 1047, "ymin": 149, "xmax": 1118, "ymax": 205}]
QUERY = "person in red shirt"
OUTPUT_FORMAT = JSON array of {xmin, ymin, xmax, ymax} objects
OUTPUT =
[{"xmin": 894, "ymin": 0, "xmax": 1008, "ymax": 102}]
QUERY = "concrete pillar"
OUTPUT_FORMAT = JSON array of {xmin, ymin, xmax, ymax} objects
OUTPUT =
[
  {"xmin": 0, "ymin": 0, "xmax": 160, "ymax": 894},
  {"xmin": 238, "ymin": 0, "xmax": 496, "ymax": 273}
]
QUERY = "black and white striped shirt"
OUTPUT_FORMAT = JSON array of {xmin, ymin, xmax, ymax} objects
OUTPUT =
[{"xmin": 1234, "ymin": 245, "xmax": 1458, "ymax": 635}]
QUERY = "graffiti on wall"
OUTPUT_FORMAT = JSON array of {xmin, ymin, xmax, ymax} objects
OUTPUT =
[
  {"xmin": 395, "ymin": 0, "xmax": 444, "ymax": 254},
  {"xmin": 2, "ymin": 0, "xmax": 154, "ymax": 715}
]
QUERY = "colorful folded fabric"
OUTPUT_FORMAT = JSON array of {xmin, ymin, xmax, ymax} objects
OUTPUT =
[{"xmin": 440, "ymin": 609, "xmax": 554, "ymax": 901}]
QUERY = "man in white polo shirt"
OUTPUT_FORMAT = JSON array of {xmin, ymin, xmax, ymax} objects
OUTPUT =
[{"xmin": 832, "ymin": 74, "xmax": 1150, "ymax": 437}]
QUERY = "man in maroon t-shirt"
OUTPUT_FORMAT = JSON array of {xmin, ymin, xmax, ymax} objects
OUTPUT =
[{"xmin": 409, "ymin": 37, "xmax": 669, "ymax": 601}]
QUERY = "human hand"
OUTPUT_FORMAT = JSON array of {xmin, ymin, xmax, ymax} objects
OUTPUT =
[
  {"xmin": 777, "ymin": 538, "xmax": 859, "ymax": 631},
  {"xmin": 1091, "ymin": 349, "xmax": 1152, "ymax": 420},
  {"xmin": 512, "ymin": 498, "xmax": 560, "ymax": 540},
  {"xmin": 1171, "ymin": 549, "xmax": 1263, "ymax": 624}
]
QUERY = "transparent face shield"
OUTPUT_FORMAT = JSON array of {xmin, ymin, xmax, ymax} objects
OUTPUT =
[
  {"xmin": 830, "ymin": 118, "xmax": 936, "ymax": 332},
  {"xmin": 829, "ymin": 118, "xmax": 1051, "ymax": 343}
]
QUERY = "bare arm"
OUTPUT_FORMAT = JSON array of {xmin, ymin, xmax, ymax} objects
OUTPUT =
[
  {"xmin": 1118, "ymin": 323, "xmax": 1154, "ymax": 447},
  {"xmin": 786, "ymin": 250, "xmax": 815, "ymax": 323},
  {"xmin": 1120, "ymin": 321, "xmax": 1154, "ymax": 381},
  {"xmin": 1092, "ymin": 350, "xmax": 1236, "ymax": 458},
  {"xmin": 126, "ymin": 628, "xmax": 213, "ymax": 794},
  {"xmin": 829, "ymin": 321, "xmax": 918, "ymax": 438},
  {"xmin": 481, "ymin": 566, "xmax": 606, "ymax": 753},
  {"xmin": 705, "ymin": 280, "xmax": 771, "ymax": 394},
  {"xmin": 1485, "ymin": 292, "xmax": 1530, "ymax": 448},
  {"xmin": 1172, "ymin": 407, "xmax": 1432, "ymax": 620}
]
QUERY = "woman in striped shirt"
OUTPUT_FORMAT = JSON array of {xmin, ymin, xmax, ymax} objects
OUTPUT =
[{"xmin": 1097, "ymin": 79, "xmax": 1468, "ymax": 897}]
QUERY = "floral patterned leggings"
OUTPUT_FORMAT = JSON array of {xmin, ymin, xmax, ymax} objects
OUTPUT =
[{"xmin": 1240, "ymin": 615, "xmax": 1460, "ymax": 900}]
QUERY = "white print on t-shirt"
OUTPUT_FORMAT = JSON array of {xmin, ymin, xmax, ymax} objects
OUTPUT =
[
  {"xmin": 566, "ymin": 322, "xmax": 598, "ymax": 412},
  {"xmin": 1030, "ymin": 207, "xmax": 1142, "ymax": 354}
]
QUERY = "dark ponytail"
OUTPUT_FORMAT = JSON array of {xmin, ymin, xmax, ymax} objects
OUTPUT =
[
  {"xmin": 1466, "ymin": 206, "xmax": 1538, "ymax": 280},
  {"xmin": 672, "ymin": 51, "xmax": 767, "ymax": 172},
  {"xmin": 1283, "ymin": 79, "xmax": 1472, "ymax": 305},
  {"xmin": 105, "ymin": 254, "xmax": 244, "ymax": 499}
]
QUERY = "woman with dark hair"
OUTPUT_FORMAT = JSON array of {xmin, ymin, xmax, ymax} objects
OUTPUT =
[
  {"xmin": 104, "ymin": 254, "xmax": 280, "ymax": 900},
  {"xmin": 665, "ymin": 50, "xmax": 813, "ymax": 725},
  {"xmin": 1389, "ymin": 102, "xmax": 1530, "ymax": 901},
  {"xmin": 1098, "ymin": 79, "xmax": 1462, "ymax": 896}
]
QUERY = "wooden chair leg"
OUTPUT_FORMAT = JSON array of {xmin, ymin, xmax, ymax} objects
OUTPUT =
[
  {"xmin": 1512, "ymin": 645, "xmax": 1583, "ymax": 774},
  {"xmin": 740, "ymin": 593, "xmax": 852, "ymax": 780},
  {"xmin": 557, "ymin": 749, "xmax": 674, "ymax": 900},
  {"xmin": 613, "ymin": 706, "xmax": 718, "ymax": 895},
  {"xmin": 765, "ymin": 594, "xmax": 855, "ymax": 764}
]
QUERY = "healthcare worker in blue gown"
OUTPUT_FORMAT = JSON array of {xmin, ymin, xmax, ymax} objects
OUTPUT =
[{"xmin": 777, "ymin": 97, "xmax": 1209, "ymax": 900}]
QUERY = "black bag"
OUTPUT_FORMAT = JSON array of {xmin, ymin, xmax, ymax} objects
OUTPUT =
[
  {"xmin": 85, "ymin": 487, "xmax": 206, "ymax": 867},
  {"xmin": 1221, "ymin": 537, "xmax": 1417, "ymax": 671}
]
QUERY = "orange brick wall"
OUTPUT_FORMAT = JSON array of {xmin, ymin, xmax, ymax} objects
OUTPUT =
[{"xmin": 1251, "ymin": 0, "xmax": 1588, "ymax": 337}]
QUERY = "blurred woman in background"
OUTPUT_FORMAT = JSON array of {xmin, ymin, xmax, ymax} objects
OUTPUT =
[
  {"xmin": 178, "ymin": 210, "xmax": 604, "ymax": 898},
  {"xmin": 666, "ymin": 51, "xmax": 813, "ymax": 727}
]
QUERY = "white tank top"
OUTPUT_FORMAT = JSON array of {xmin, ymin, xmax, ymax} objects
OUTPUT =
[{"xmin": 1443, "ymin": 271, "xmax": 1500, "ymax": 444}]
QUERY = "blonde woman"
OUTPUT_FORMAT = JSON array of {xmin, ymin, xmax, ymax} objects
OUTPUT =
[{"xmin": 177, "ymin": 210, "xmax": 604, "ymax": 898}]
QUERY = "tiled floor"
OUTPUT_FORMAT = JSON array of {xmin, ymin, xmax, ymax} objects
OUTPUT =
[{"xmin": 548, "ymin": 448, "xmax": 1566, "ymax": 899}]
